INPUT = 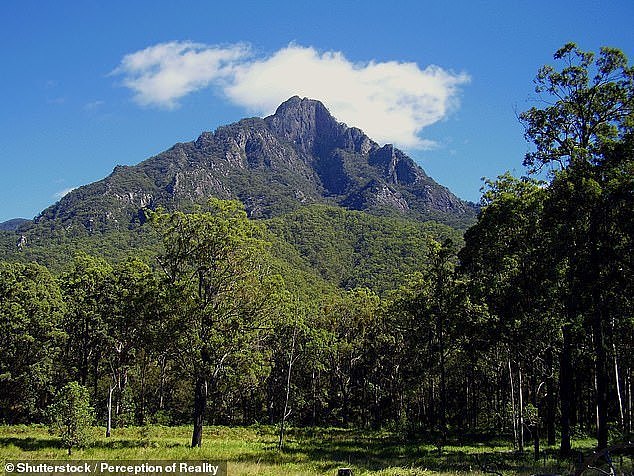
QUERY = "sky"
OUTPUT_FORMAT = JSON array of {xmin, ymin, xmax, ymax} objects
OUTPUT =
[{"xmin": 1, "ymin": 1, "xmax": 633, "ymax": 222}]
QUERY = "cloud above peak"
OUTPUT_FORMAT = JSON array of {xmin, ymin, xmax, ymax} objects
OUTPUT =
[
  {"xmin": 113, "ymin": 41, "xmax": 250, "ymax": 108},
  {"xmin": 113, "ymin": 42, "xmax": 469, "ymax": 148}
]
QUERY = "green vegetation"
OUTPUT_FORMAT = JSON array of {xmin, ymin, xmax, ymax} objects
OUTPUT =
[
  {"xmin": 0, "ymin": 261, "xmax": 65, "ymax": 423},
  {"xmin": 0, "ymin": 43, "xmax": 632, "ymax": 474},
  {"xmin": 0, "ymin": 204, "xmax": 460, "ymax": 296},
  {"xmin": 47, "ymin": 382, "xmax": 95, "ymax": 455},
  {"xmin": 148, "ymin": 199, "xmax": 278, "ymax": 447},
  {"xmin": 266, "ymin": 205, "xmax": 462, "ymax": 293},
  {"xmin": 0, "ymin": 425, "xmax": 619, "ymax": 475}
]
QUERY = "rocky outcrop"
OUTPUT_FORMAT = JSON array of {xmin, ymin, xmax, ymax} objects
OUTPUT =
[{"xmin": 31, "ymin": 96, "xmax": 476, "ymax": 232}]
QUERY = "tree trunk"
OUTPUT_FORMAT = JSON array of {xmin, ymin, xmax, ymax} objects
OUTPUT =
[
  {"xmin": 613, "ymin": 343, "xmax": 624, "ymax": 431},
  {"xmin": 429, "ymin": 378, "xmax": 436, "ymax": 427},
  {"xmin": 80, "ymin": 317, "xmax": 89, "ymax": 386},
  {"xmin": 533, "ymin": 424, "xmax": 540, "ymax": 461},
  {"xmin": 465, "ymin": 378, "xmax": 470, "ymax": 430},
  {"xmin": 438, "ymin": 312, "xmax": 447, "ymax": 433},
  {"xmin": 158, "ymin": 355, "xmax": 167, "ymax": 410},
  {"xmin": 278, "ymin": 327, "xmax": 296, "ymax": 450},
  {"xmin": 341, "ymin": 383, "xmax": 350, "ymax": 427},
  {"xmin": 518, "ymin": 365, "xmax": 524, "ymax": 453},
  {"xmin": 509, "ymin": 358, "xmax": 518, "ymax": 450},
  {"xmin": 560, "ymin": 325, "xmax": 573, "ymax": 456},
  {"xmin": 545, "ymin": 348, "xmax": 556, "ymax": 446},
  {"xmin": 311, "ymin": 370, "xmax": 317, "ymax": 426},
  {"xmin": 191, "ymin": 378, "xmax": 207, "ymax": 447},
  {"xmin": 532, "ymin": 372, "xmax": 540, "ymax": 461},
  {"xmin": 627, "ymin": 368, "xmax": 632, "ymax": 435},
  {"xmin": 106, "ymin": 385, "xmax": 115, "ymax": 437},
  {"xmin": 625, "ymin": 368, "xmax": 632, "ymax": 435},
  {"xmin": 139, "ymin": 354, "xmax": 147, "ymax": 426},
  {"xmin": 589, "ymin": 208, "xmax": 610, "ymax": 450},
  {"xmin": 588, "ymin": 282, "xmax": 610, "ymax": 450},
  {"xmin": 93, "ymin": 355, "xmax": 100, "ymax": 401},
  {"xmin": 593, "ymin": 314, "xmax": 609, "ymax": 450}
]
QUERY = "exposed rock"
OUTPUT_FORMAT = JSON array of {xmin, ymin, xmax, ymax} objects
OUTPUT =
[
  {"xmin": 30, "ymin": 96, "xmax": 476, "ymax": 232},
  {"xmin": 16, "ymin": 234, "xmax": 27, "ymax": 251}
]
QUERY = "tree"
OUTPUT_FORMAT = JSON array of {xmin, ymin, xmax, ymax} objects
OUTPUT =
[
  {"xmin": 275, "ymin": 295, "xmax": 300, "ymax": 450},
  {"xmin": 320, "ymin": 288, "xmax": 381, "ymax": 427},
  {"xmin": 148, "ymin": 199, "xmax": 277, "ymax": 447},
  {"xmin": 59, "ymin": 254, "xmax": 113, "ymax": 393},
  {"xmin": 427, "ymin": 238, "xmax": 456, "ymax": 438},
  {"xmin": 0, "ymin": 261, "xmax": 65, "ymax": 423},
  {"xmin": 48, "ymin": 381, "xmax": 94, "ymax": 455},
  {"xmin": 104, "ymin": 258, "xmax": 159, "ymax": 435},
  {"xmin": 520, "ymin": 43, "xmax": 634, "ymax": 451},
  {"xmin": 460, "ymin": 175, "xmax": 558, "ymax": 454},
  {"xmin": 521, "ymin": 42, "xmax": 634, "ymax": 172}
]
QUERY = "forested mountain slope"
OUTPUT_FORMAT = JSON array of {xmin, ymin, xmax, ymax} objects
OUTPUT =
[{"xmin": 1, "ymin": 204, "xmax": 461, "ymax": 295}]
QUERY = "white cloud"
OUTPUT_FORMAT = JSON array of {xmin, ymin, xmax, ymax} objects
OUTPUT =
[
  {"xmin": 113, "ymin": 42, "xmax": 469, "ymax": 148},
  {"xmin": 54, "ymin": 187, "xmax": 77, "ymax": 199},
  {"xmin": 112, "ymin": 41, "xmax": 251, "ymax": 109}
]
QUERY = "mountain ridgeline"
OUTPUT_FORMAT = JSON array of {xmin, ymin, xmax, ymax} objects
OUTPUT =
[
  {"xmin": 0, "ymin": 218, "xmax": 29, "ymax": 231},
  {"xmin": 1, "ymin": 97, "xmax": 472, "ymax": 292},
  {"xmin": 33, "ymin": 96, "xmax": 476, "ymax": 234}
]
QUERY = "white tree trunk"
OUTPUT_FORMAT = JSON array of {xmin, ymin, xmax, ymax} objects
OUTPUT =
[
  {"xmin": 106, "ymin": 385, "xmax": 115, "ymax": 437},
  {"xmin": 518, "ymin": 366, "xmax": 524, "ymax": 453},
  {"xmin": 613, "ymin": 343, "xmax": 624, "ymax": 430},
  {"xmin": 509, "ymin": 358, "xmax": 517, "ymax": 450}
]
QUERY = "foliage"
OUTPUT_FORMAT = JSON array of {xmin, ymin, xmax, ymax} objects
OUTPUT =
[
  {"xmin": 147, "ymin": 199, "xmax": 279, "ymax": 446},
  {"xmin": 0, "ymin": 43, "xmax": 631, "ymax": 467},
  {"xmin": 520, "ymin": 42, "xmax": 634, "ymax": 172},
  {"xmin": 266, "ymin": 205, "xmax": 463, "ymax": 294},
  {"xmin": 461, "ymin": 43, "xmax": 634, "ymax": 454},
  {"xmin": 0, "ymin": 261, "xmax": 65, "ymax": 423},
  {"xmin": 58, "ymin": 253, "xmax": 113, "ymax": 388},
  {"xmin": 47, "ymin": 381, "xmax": 95, "ymax": 455}
]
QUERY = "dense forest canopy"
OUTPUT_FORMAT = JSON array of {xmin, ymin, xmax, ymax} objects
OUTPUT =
[{"xmin": 0, "ymin": 44, "xmax": 632, "ymax": 461}]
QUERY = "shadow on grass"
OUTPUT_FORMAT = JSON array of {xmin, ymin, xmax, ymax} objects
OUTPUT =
[
  {"xmin": 0, "ymin": 435, "xmax": 187, "ymax": 453},
  {"xmin": 3, "ymin": 428, "xmax": 630, "ymax": 475},
  {"xmin": 222, "ymin": 431, "xmax": 584, "ymax": 475},
  {"xmin": 0, "ymin": 436, "xmax": 63, "ymax": 451},
  {"xmin": 90, "ymin": 439, "xmax": 153, "ymax": 450},
  {"xmin": 272, "ymin": 437, "xmax": 479, "ymax": 473}
]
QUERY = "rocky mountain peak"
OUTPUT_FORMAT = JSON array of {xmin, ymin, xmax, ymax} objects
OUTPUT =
[
  {"xmin": 29, "ymin": 97, "xmax": 476, "ymax": 232},
  {"xmin": 265, "ymin": 96, "xmax": 345, "ymax": 156},
  {"xmin": 267, "ymin": 96, "xmax": 335, "ymax": 129}
]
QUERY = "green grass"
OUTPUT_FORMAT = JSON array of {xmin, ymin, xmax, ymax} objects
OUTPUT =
[{"xmin": 0, "ymin": 425, "xmax": 630, "ymax": 475}]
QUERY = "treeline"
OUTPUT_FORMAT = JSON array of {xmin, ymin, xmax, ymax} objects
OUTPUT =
[{"xmin": 0, "ymin": 43, "xmax": 632, "ymax": 455}]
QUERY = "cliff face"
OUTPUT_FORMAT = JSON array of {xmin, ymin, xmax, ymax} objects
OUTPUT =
[{"xmin": 34, "ymin": 96, "xmax": 476, "ymax": 232}]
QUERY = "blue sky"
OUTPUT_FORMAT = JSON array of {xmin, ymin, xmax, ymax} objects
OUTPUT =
[{"xmin": 1, "ymin": 0, "xmax": 633, "ymax": 222}]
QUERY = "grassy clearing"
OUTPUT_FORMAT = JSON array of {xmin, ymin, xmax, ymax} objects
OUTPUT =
[{"xmin": 0, "ymin": 425, "xmax": 629, "ymax": 475}]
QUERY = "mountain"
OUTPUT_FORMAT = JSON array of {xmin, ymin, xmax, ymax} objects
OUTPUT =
[
  {"xmin": 32, "ymin": 96, "xmax": 476, "ymax": 234},
  {"xmin": 265, "ymin": 204, "xmax": 462, "ymax": 293},
  {"xmin": 1, "ymin": 203, "xmax": 463, "ymax": 296},
  {"xmin": 0, "ymin": 218, "xmax": 30, "ymax": 231},
  {"xmin": 1, "ymin": 98, "xmax": 472, "ymax": 293}
]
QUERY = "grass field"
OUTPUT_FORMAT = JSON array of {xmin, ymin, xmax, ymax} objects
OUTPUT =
[{"xmin": 0, "ymin": 425, "xmax": 630, "ymax": 475}]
